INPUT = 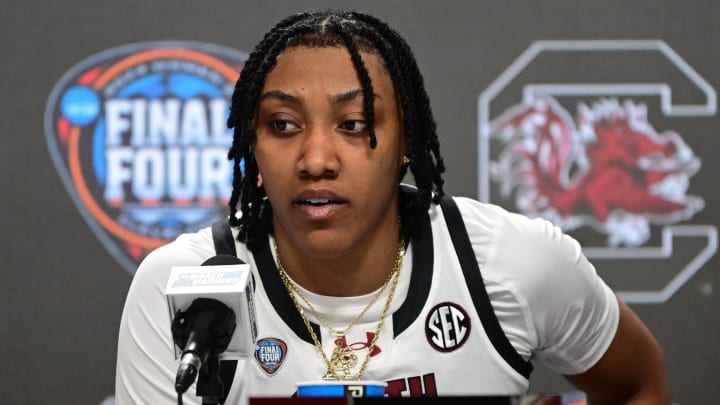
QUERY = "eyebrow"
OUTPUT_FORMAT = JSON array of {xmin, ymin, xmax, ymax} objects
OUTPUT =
[
  {"xmin": 258, "ymin": 90, "xmax": 300, "ymax": 105},
  {"xmin": 331, "ymin": 88, "xmax": 366, "ymax": 104},
  {"xmin": 258, "ymin": 89, "xmax": 382, "ymax": 105}
]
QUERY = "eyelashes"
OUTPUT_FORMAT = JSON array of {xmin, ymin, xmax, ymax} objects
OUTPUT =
[{"xmin": 262, "ymin": 118, "xmax": 368, "ymax": 136}]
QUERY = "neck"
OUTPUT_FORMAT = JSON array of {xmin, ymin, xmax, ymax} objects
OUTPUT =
[{"xmin": 274, "ymin": 213, "xmax": 402, "ymax": 296}]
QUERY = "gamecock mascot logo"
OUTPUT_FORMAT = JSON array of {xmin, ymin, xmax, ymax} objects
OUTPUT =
[{"xmin": 490, "ymin": 97, "xmax": 703, "ymax": 247}]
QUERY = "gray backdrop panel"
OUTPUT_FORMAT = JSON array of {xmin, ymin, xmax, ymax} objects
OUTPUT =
[{"xmin": 2, "ymin": 0, "xmax": 717, "ymax": 403}]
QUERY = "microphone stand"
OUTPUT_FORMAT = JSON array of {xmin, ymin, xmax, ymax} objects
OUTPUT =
[
  {"xmin": 197, "ymin": 354, "xmax": 224, "ymax": 405},
  {"xmin": 172, "ymin": 298, "xmax": 236, "ymax": 405}
]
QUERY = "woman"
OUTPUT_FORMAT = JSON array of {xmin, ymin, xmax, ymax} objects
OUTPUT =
[{"xmin": 116, "ymin": 9, "xmax": 670, "ymax": 405}]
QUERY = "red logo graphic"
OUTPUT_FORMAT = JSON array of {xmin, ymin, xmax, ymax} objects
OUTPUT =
[
  {"xmin": 335, "ymin": 332, "xmax": 382, "ymax": 357},
  {"xmin": 490, "ymin": 97, "xmax": 703, "ymax": 246}
]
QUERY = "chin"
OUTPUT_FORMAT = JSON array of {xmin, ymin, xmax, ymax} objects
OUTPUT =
[{"xmin": 295, "ymin": 232, "xmax": 354, "ymax": 259}]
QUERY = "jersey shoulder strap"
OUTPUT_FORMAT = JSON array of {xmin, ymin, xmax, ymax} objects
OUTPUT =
[
  {"xmin": 210, "ymin": 219, "xmax": 239, "ymax": 404},
  {"xmin": 439, "ymin": 195, "xmax": 533, "ymax": 378},
  {"xmin": 211, "ymin": 219, "xmax": 237, "ymax": 257}
]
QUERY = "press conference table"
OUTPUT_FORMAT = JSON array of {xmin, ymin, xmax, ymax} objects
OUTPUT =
[{"xmin": 250, "ymin": 394, "xmax": 567, "ymax": 405}]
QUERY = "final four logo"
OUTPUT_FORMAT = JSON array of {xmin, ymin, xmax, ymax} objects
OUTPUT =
[{"xmin": 44, "ymin": 42, "xmax": 247, "ymax": 274}]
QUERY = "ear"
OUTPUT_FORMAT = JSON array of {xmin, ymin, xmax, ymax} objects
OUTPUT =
[
  {"xmin": 399, "ymin": 132, "xmax": 409, "ymax": 166},
  {"xmin": 257, "ymin": 173, "xmax": 263, "ymax": 187}
]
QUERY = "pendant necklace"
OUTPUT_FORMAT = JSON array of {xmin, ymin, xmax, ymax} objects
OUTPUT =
[{"xmin": 275, "ymin": 238, "xmax": 406, "ymax": 380}]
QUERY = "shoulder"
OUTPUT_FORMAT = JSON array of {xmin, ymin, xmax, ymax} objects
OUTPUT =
[
  {"xmin": 440, "ymin": 196, "xmax": 619, "ymax": 373},
  {"xmin": 448, "ymin": 196, "xmax": 592, "ymax": 293},
  {"xmin": 117, "ymin": 225, "xmax": 233, "ymax": 402},
  {"xmin": 135, "ymin": 223, "xmax": 253, "ymax": 278},
  {"xmin": 139, "ymin": 226, "xmax": 216, "ymax": 270},
  {"xmin": 128, "ymin": 227, "xmax": 216, "ymax": 296}
]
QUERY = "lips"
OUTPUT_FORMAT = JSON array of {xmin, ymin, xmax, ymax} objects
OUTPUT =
[
  {"xmin": 293, "ymin": 189, "xmax": 347, "ymax": 205},
  {"xmin": 293, "ymin": 189, "xmax": 347, "ymax": 219}
]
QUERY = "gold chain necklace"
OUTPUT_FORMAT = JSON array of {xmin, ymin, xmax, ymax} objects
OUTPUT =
[{"xmin": 275, "ymin": 238, "xmax": 406, "ymax": 380}]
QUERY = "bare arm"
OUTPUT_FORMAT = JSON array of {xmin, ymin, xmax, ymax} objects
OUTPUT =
[{"xmin": 565, "ymin": 296, "xmax": 670, "ymax": 404}]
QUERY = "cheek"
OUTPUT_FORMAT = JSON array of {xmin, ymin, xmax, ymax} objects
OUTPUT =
[
  {"xmin": 253, "ymin": 143, "xmax": 273, "ymax": 174},
  {"xmin": 255, "ymin": 150, "xmax": 290, "ymax": 190}
]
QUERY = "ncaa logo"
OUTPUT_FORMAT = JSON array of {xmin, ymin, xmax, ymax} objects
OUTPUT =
[
  {"xmin": 425, "ymin": 302, "xmax": 470, "ymax": 352},
  {"xmin": 479, "ymin": 40, "xmax": 717, "ymax": 303},
  {"xmin": 44, "ymin": 41, "xmax": 247, "ymax": 274},
  {"xmin": 254, "ymin": 338, "xmax": 288, "ymax": 375}
]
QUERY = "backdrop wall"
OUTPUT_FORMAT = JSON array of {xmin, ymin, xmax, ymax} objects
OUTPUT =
[{"xmin": 2, "ymin": 1, "xmax": 718, "ymax": 403}]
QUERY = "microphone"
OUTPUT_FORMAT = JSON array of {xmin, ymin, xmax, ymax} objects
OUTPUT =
[
  {"xmin": 165, "ymin": 255, "xmax": 257, "ymax": 396},
  {"xmin": 173, "ymin": 297, "xmax": 234, "ymax": 393}
]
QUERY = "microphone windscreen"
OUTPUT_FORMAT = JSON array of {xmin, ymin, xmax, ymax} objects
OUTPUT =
[
  {"xmin": 202, "ymin": 254, "xmax": 245, "ymax": 266},
  {"xmin": 166, "ymin": 254, "xmax": 256, "ymax": 360}
]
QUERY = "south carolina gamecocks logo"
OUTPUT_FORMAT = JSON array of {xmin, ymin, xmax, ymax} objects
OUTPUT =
[
  {"xmin": 479, "ymin": 40, "xmax": 717, "ymax": 303},
  {"xmin": 490, "ymin": 97, "xmax": 703, "ymax": 247}
]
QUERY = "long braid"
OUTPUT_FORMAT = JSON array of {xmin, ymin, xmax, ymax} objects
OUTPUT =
[
  {"xmin": 239, "ymin": 25, "xmax": 318, "ymax": 239},
  {"xmin": 228, "ymin": 23, "xmax": 317, "ymax": 246},
  {"xmin": 339, "ymin": 23, "xmax": 423, "ymax": 236},
  {"xmin": 227, "ymin": 13, "xmax": 317, "ymax": 229},
  {"xmin": 347, "ymin": 12, "xmax": 446, "ymax": 231},
  {"xmin": 226, "ymin": 10, "xmax": 447, "ymax": 249},
  {"xmin": 332, "ymin": 24, "xmax": 378, "ymax": 148}
]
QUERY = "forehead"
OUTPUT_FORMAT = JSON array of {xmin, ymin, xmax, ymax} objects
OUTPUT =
[{"xmin": 263, "ymin": 46, "xmax": 393, "ymax": 96}]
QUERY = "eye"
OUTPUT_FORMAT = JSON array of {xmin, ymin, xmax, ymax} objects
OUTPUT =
[
  {"xmin": 339, "ymin": 120, "xmax": 367, "ymax": 133},
  {"xmin": 271, "ymin": 119, "xmax": 300, "ymax": 132}
]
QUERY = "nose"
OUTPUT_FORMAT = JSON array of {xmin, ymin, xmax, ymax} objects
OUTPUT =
[{"xmin": 297, "ymin": 124, "xmax": 340, "ymax": 178}]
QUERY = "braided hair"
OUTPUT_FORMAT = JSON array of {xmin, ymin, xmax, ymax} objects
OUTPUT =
[{"xmin": 226, "ymin": 9, "xmax": 445, "ymax": 250}]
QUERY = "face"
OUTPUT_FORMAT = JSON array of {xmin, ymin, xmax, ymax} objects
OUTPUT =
[{"xmin": 253, "ymin": 46, "xmax": 405, "ymax": 260}]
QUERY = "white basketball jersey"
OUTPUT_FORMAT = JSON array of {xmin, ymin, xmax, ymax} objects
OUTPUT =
[{"xmin": 219, "ymin": 194, "xmax": 532, "ymax": 403}]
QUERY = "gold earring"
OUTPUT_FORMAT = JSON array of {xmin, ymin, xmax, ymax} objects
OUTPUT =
[{"xmin": 401, "ymin": 155, "xmax": 411, "ymax": 165}]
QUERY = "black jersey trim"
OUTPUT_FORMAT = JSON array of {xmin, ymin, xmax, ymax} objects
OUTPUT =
[
  {"xmin": 209, "ymin": 219, "xmax": 244, "ymax": 404},
  {"xmin": 211, "ymin": 219, "xmax": 237, "ymax": 257},
  {"xmin": 392, "ymin": 191, "xmax": 434, "ymax": 336},
  {"xmin": 439, "ymin": 196, "xmax": 533, "ymax": 378}
]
